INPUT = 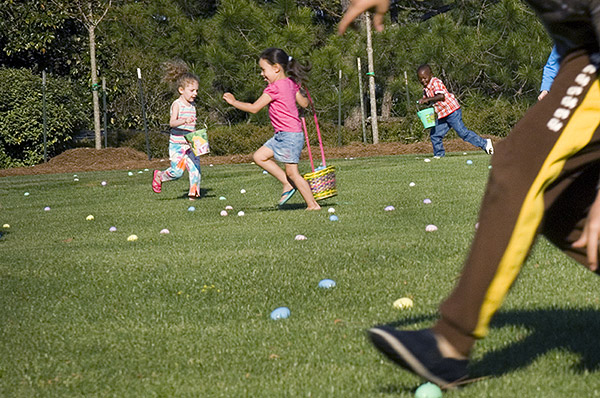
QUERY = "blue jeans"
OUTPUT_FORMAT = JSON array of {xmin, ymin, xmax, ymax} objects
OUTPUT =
[
  {"xmin": 429, "ymin": 108, "xmax": 486, "ymax": 157},
  {"xmin": 264, "ymin": 131, "xmax": 304, "ymax": 164}
]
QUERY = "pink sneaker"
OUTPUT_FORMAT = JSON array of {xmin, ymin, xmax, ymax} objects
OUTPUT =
[{"xmin": 152, "ymin": 170, "xmax": 162, "ymax": 193}]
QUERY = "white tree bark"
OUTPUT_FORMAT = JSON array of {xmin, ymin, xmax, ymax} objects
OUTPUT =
[
  {"xmin": 365, "ymin": 12, "xmax": 379, "ymax": 144},
  {"xmin": 88, "ymin": 25, "xmax": 102, "ymax": 149}
]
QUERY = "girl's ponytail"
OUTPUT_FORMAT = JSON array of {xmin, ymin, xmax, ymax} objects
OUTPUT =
[{"xmin": 260, "ymin": 47, "xmax": 311, "ymax": 86}]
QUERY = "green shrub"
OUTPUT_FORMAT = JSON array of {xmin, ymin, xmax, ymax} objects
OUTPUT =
[
  {"xmin": 207, "ymin": 124, "xmax": 273, "ymax": 155},
  {"xmin": 462, "ymin": 95, "xmax": 531, "ymax": 137},
  {"xmin": 0, "ymin": 68, "xmax": 89, "ymax": 168},
  {"xmin": 121, "ymin": 131, "xmax": 169, "ymax": 159}
]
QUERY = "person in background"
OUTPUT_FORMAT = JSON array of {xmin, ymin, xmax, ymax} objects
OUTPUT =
[
  {"xmin": 417, "ymin": 64, "xmax": 494, "ymax": 158},
  {"xmin": 538, "ymin": 46, "xmax": 560, "ymax": 100},
  {"xmin": 152, "ymin": 60, "xmax": 202, "ymax": 200}
]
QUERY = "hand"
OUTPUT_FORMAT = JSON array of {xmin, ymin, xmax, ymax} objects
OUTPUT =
[
  {"xmin": 185, "ymin": 116, "xmax": 196, "ymax": 124},
  {"xmin": 572, "ymin": 189, "xmax": 600, "ymax": 272},
  {"xmin": 538, "ymin": 90, "xmax": 549, "ymax": 101},
  {"xmin": 338, "ymin": 0, "xmax": 390, "ymax": 35},
  {"xmin": 223, "ymin": 92, "xmax": 236, "ymax": 105},
  {"xmin": 418, "ymin": 98, "xmax": 427, "ymax": 105}
]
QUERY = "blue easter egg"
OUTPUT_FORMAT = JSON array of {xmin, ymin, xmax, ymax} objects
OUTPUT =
[
  {"xmin": 466, "ymin": 160, "xmax": 473, "ymax": 165},
  {"xmin": 270, "ymin": 307, "xmax": 290, "ymax": 320},
  {"xmin": 188, "ymin": 206, "xmax": 196, "ymax": 212},
  {"xmin": 329, "ymin": 215, "xmax": 339, "ymax": 222},
  {"xmin": 219, "ymin": 196, "xmax": 226, "ymax": 200},
  {"xmin": 318, "ymin": 279, "xmax": 336, "ymax": 289}
]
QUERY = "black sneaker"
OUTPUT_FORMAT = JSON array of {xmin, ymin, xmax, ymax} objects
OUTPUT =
[{"xmin": 368, "ymin": 326, "xmax": 468, "ymax": 388}]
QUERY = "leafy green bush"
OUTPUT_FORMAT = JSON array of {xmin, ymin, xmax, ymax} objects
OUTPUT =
[
  {"xmin": 207, "ymin": 124, "xmax": 273, "ymax": 155},
  {"xmin": 121, "ymin": 131, "xmax": 169, "ymax": 159},
  {"xmin": 0, "ymin": 68, "xmax": 89, "ymax": 168},
  {"xmin": 462, "ymin": 95, "xmax": 531, "ymax": 137}
]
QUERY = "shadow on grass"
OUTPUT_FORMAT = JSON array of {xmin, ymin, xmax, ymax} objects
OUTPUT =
[
  {"xmin": 376, "ymin": 308, "xmax": 600, "ymax": 393},
  {"xmin": 154, "ymin": 188, "xmax": 214, "ymax": 201}
]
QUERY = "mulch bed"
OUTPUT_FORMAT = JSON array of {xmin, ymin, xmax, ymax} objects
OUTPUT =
[{"xmin": 0, "ymin": 138, "xmax": 494, "ymax": 177}]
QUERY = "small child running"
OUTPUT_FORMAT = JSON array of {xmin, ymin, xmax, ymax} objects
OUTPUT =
[
  {"xmin": 417, "ymin": 64, "xmax": 494, "ymax": 158},
  {"xmin": 223, "ymin": 47, "xmax": 320, "ymax": 210},
  {"xmin": 152, "ymin": 60, "xmax": 202, "ymax": 200}
]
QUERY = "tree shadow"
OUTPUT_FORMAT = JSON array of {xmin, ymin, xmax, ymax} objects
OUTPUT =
[{"xmin": 377, "ymin": 308, "xmax": 600, "ymax": 388}]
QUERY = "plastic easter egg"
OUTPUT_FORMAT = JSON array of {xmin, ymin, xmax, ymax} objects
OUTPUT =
[
  {"xmin": 270, "ymin": 307, "xmax": 290, "ymax": 320},
  {"xmin": 393, "ymin": 297, "xmax": 414, "ymax": 310},
  {"xmin": 318, "ymin": 279, "xmax": 336, "ymax": 289},
  {"xmin": 415, "ymin": 382, "xmax": 442, "ymax": 398}
]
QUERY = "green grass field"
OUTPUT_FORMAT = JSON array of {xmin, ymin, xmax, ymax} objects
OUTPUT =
[{"xmin": 1, "ymin": 153, "xmax": 600, "ymax": 397}]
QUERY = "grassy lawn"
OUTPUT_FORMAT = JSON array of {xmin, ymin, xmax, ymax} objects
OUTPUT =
[{"xmin": 1, "ymin": 152, "xmax": 600, "ymax": 397}]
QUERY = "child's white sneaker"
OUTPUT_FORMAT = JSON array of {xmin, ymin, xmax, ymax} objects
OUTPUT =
[{"xmin": 485, "ymin": 139, "xmax": 494, "ymax": 155}]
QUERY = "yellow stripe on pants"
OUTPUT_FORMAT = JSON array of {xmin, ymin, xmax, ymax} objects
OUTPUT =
[{"xmin": 474, "ymin": 78, "xmax": 600, "ymax": 338}]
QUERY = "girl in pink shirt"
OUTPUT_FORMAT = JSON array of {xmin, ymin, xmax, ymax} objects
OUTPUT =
[{"xmin": 223, "ymin": 48, "xmax": 320, "ymax": 210}]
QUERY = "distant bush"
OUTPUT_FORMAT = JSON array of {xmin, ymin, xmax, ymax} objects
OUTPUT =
[
  {"xmin": 462, "ymin": 96, "xmax": 531, "ymax": 137},
  {"xmin": 0, "ymin": 68, "xmax": 89, "ymax": 168},
  {"xmin": 121, "ymin": 131, "xmax": 169, "ymax": 159}
]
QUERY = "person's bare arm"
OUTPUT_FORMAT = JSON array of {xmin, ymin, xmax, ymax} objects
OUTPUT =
[
  {"xmin": 338, "ymin": 0, "xmax": 390, "ymax": 34},
  {"xmin": 223, "ymin": 92, "xmax": 272, "ymax": 114},
  {"xmin": 572, "ymin": 188, "xmax": 600, "ymax": 271},
  {"xmin": 296, "ymin": 90, "xmax": 309, "ymax": 108}
]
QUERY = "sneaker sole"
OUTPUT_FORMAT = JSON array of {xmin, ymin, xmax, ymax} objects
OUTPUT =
[{"xmin": 368, "ymin": 328, "xmax": 451, "ymax": 387}]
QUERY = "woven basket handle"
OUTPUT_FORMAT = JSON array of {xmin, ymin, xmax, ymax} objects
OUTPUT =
[{"xmin": 302, "ymin": 86, "xmax": 327, "ymax": 169}]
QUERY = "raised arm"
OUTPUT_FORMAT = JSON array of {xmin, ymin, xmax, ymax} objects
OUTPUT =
[{"xmin": 223, "ymin": 92, "xmax": 272, "ymax": 114}]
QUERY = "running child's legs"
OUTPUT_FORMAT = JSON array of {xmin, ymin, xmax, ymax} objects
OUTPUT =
[
  {"xmin": 430, "ymin": 121, "xmax": 449, "ymax": 157},
  {"xmin": 284, "ymin": 163, "xmax": 320, "ymax": 210},
  {"xmin": 162, "ymin": 138, "xmax": 188, "ymax": 182},
  {"xmin": 253, "ymin": 146, "xmax": 294, "ymax": 192},
  {"xmin": 432, "ymin": 50, "xmax": 600, "ymax": 357},
  {"xmin": 185, "ymin": 150, "xmax": 202, "ymax": 197},
  {"xmin": 446, "ymin": 108, "xmax": 486, "ymax": 150}
]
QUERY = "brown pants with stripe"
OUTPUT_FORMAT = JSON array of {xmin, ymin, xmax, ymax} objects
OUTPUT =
[{"xmin": 432, "ymin": 49, "xmax": 600, "ymax": 356}]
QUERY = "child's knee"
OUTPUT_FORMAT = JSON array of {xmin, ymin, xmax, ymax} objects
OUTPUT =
[
  {"xmin": 253, "ymin": 150, "xmax": 265, "ymax": 163},
  {"xmin": 171, "ymin": 168, "xmax": 185, "ymax": 179}
]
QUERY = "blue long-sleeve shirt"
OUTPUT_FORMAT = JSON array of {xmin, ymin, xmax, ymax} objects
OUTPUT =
[{"xmin": 540, "ymin": 46, "xmax": 560, "ymax": 92}]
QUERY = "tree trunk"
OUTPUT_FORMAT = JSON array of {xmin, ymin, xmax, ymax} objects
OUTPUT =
[
  {"xmin": 381, "ymin": 77, "xmax": 393, "ymax": 119},
  {"xmin": 88, "ymin": 25, "xmax": 102, "ymax": 150},
  {"xmin": 365, "ymin": 12, "xmax": 379, "ymax": 144}
]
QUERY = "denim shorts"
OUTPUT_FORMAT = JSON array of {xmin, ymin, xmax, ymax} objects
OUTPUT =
[{"xmin": 264, "ymin": 131, "xmax": 304, "ymax": 164}]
